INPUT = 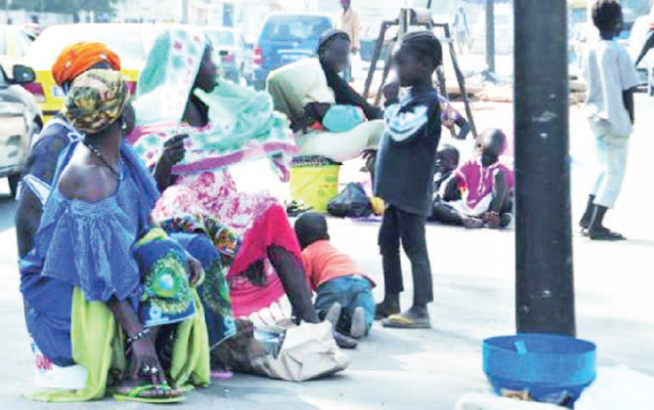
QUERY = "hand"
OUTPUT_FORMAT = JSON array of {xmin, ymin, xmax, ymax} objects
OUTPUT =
[
  {"xmin": 160, "ymin": 134, "xmax": 188, "ymax": 166},
  {"xmin": 130, "ymin": 337, "xmax": 167, "ymax": 388},
  {"xmin": 361, "ymin": 149, "xmax": 376, "ymax": 162},
  {"xmin": 154, "ymin": 134, "xmax": 188, "ymax": 191},
  {"xmin": 186, "ymin": 253, "xmax": 205, "ymax": 287},
  {"xmin": 382, "ymin": 82, "xmax": 400, "ymax": 102}
]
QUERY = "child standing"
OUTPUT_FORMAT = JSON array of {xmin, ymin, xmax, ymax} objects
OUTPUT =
[
  {"xmin": 374, "ymin": 31, "xmax": 443, "ymax": 329},
  {"xmin": 294, "ymin": 213, "xmax": 376, "ymax": 339},
  {"xmin": 579, "ymin": 0, "xmax": 639, "ymax": 240}
]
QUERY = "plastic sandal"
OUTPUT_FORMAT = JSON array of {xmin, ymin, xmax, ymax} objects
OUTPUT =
[
  {"xmin": 382, "ymin": 312, "xmax": 431, "ymax": 329},
  {"xmin": 211, "ymin": 370, "xmax": 234, "ymax": 380},
  {"xmin": 113, "ymin": 383, "xmax": 186, "ymax": 404}
]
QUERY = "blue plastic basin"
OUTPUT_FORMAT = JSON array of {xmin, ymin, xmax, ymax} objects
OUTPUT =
[{"xmin": 483, "ymin": 334, "xmax": 596, "ymax": 403}]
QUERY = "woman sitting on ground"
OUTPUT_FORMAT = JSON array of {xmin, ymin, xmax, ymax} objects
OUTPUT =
[
  {"xmin": 267, "ymin": 30, "xmax": 385, "ymax": 163},
  {"xmin": 128, "ymin": 28, "xmax": 357, "ymax": 350},
  {"xmin": 20, "ymin": 70, "xmax": 210, "ymax": 403}
]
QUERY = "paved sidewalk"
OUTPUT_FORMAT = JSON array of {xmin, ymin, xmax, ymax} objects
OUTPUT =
[{"xmin": 0, "ymin": 98, "xmax": 653, "ymax": 409}]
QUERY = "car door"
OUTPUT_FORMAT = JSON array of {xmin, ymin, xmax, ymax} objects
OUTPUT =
[{"xmin": 0, "ymin": 77, "xmax": 30, "ymax": 177}]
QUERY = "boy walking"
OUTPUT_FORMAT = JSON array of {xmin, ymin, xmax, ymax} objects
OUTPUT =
[
  {"xmin": 579, "ymin": 0, "xmax": 639, "ymax": 240},
  {"xmin": 374, "ymin": 31, "xmax": 443, "ymax": 328}
]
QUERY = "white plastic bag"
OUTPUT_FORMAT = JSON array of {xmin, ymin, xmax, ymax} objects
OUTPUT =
[{"xmin": 576, "ymin": 366, "xmax": 654, "ymax": 410}]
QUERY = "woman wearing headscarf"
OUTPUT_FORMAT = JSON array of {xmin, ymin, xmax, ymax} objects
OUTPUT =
[
  {"xmin": 20, "ymin": 69, "xmax": 210, "ymax": 403},
  {"xmin": 127, "ymin": 28, "xmax": 359, "ymax": 349},
  {"xmin": 267, "ymin": 29, "xmax": 384, "ymax": 163},
  {"xmin": 16, "ymin": 42, "xmax": 123, "ymax": 260}
]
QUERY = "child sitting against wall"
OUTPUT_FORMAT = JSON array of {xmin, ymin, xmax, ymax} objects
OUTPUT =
[
  {"xmin": 431, "ymin": 128, "xmax": 514, "ymax": 229},
  {"xmin": 294, "ymin": 213, "xmax": 375, "ymax": 339}
]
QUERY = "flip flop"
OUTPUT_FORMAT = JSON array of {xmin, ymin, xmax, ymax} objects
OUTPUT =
[
  {"xmin": 285, "ymin": 200, "xmax": 313, "ymax": 217},
  {"xmin": 211, "ymin": 370, "xmax": 234, "ymax": 380},
  {"xmin": 382, "ymin": 312, "xmax": 431, "ymax": 329},
  {"xmin": 113, "ymin": 383, "xmax": 186, "ymax": 404}
]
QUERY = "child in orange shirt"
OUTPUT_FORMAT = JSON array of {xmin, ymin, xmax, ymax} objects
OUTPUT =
[{"xmin": 294, "ymin": 213, "xmax": 375, "ymax": 338}]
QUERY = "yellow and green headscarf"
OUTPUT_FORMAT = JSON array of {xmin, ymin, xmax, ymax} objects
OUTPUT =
[{"xmin": 63, "ymin": 69, "xmax": 130, "ymax": 135}]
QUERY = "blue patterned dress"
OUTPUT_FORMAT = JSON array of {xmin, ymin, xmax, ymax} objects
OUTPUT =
[{"xmin": 19, "ymin": 141, "xmax": 197, "ymax": 365}]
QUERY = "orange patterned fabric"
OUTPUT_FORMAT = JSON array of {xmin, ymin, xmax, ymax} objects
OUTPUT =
[{"xmin": 51, "ymin": 42, "xmax": 121, "ymax": 87}]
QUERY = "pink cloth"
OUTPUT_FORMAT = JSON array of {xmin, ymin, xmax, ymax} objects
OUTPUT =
[
  {"xmin": 152, "ymin": 169, "xmax": 303, "ymax": 317},
  {"xmin": 454, "ymin": 158, "xmax": 514, "ymax": 209}
]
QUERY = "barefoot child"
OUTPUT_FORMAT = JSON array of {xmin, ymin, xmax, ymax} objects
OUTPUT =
[
  {"xmin": 431, "ymin": 129, "xmax": 514, "ymax": 229},
  {"xmin": 294, "ymin": 213, "xmax": 375, "ymax": 339},
  {"xmin": 578, "ymin": 0, "xmax": 639, "ymax": 240},
  {"xmin": 374, "ymin": 31, "xmax": 443, "ymax": 328}
]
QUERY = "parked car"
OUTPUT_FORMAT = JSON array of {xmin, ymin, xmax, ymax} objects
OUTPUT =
[
  {"xmin": 628, "ymin": 15, "xmax": 654, "ymax": 94},
  {"xmin": 23, "ymin": 24, "xmax": 163, "ymax": 120},
  {"xmin": 253, "ymin": 13, "xmax": 334, "ymax": 89},
  {"xmin": 205, "ymin": 27, "xmax": 252, "ymax": 85},
  {"xmin": 0, "ymin": 64, "xmax": 42, "ymax": 197}
]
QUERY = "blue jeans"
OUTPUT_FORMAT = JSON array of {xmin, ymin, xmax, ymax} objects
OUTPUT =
[{"xmin": 314, "ymin": 276, "xmax": 375, "ymax": 336}]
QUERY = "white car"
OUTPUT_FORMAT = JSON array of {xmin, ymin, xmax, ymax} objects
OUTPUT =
[
  {"xmin": 0, "ymin": 64, "xmax": 42, "ymax": 197},
  {"xmin": 627, "ymin": 15, "xmax": 654, "ymax": 94}
]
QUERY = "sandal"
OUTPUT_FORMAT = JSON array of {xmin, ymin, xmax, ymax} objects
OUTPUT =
[
  {"xmin": 589, "ymin": 227, "xmax": 625, "ymax": 241},
  {"xmin": 285, "ymin": 200, "xmax": 313, "ymax": 217},
  {"xmin": 113, "ymin": 382, "xmax": 185, "ymax": 404},
  {"xmin": 382, "ymin": 311, "xmax": 431, "ymax": 329},
  {"xmin": 210, "ymin": 370, "xmax": 234, "ymax": 380}
]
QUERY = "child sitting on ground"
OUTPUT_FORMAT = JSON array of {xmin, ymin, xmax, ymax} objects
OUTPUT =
[
  {"xmin": 294, "ymin": 213, "xmax": 375, "ymax": 339},
  {"xmin": 432, "ymin": 144, "xmax": 461, "ymax": 202},
  {"xmin": 432, "ymin": 128, "xmax": 514, "ymax": 229}
]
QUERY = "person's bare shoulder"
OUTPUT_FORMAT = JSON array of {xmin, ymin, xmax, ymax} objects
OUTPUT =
[{"xmin": 58, "ymin": 149, "xmax": 118, "ymax": 203}]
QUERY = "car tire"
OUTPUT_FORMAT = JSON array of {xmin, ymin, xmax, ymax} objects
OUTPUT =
[
  {"xmin": 8, "ymin": 174, "xmax": 20, "ymax": 199},
  {"xmin": 649, "ymin": 84, "xmax": 654, "ymax": 97}
]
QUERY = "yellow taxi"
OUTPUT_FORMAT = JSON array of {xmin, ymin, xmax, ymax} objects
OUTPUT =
[{"xmin": 23, "ymin": 24, "xmax": 163, "ymax": 120}]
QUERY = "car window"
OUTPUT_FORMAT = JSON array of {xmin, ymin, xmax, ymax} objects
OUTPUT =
[
  {"xmin": 26, "ymin": 25, "xmax": 152, "ymax": 66},
  {"xmin": 207, "ymin": 30, "xmax": 235, "ymax": 48},
  {"xmin": 261, "ymin": 16, "xmax": 332, "ymax": 42}
]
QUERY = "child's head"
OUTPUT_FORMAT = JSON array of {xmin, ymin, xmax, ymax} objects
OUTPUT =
[
  {"xmin": 294, "ymin": 212, "xmax": 330, "ymax": 250},
  {"xmin": 436, "ymin": 144, "xmax": 460, "ymax": 174},
  {"xmin": 393, "ymin": 31, "xmax": 442, "ymax": 87},
  {"xmin": 479, "ymin": 129, "xmax": 507, "ymax": 166},
  {"xmin": 592, "ymin": 0, "xmax": 623, "ymax": 35}
]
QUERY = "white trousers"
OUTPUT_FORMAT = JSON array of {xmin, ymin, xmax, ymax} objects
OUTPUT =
[{"xmin": 589, "ymin": 121, "xmax": 630, "ymax": 208}]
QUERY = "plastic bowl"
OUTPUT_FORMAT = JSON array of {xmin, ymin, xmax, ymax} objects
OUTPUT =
[{"xmin": 483, "ymin": 334, "xmax": 596, "ymax": 403}]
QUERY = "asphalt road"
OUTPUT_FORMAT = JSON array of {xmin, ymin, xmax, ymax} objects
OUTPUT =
[{"xmin": 0, "ymin": 95, "xmax": 652, "ymax": 409}]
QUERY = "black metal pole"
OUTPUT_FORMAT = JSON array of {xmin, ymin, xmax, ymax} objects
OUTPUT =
[
  {"xmin": 363, "ymin": 21, "xmax": 392, "ymax": 100},
  {"xmin": 443, "ymin": 22, "xmax": 478, "ymax": 139},
  {"xmin": 515, "ymin": 0, "xmax": 575, "ymax": 336},
  {"xmin": 486, "ymin": 0, "xmax": 495, "ymax": 73}
]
